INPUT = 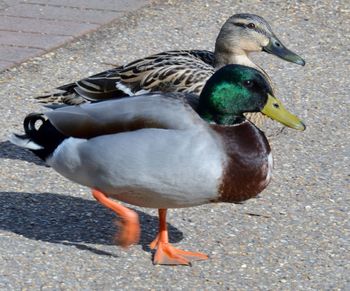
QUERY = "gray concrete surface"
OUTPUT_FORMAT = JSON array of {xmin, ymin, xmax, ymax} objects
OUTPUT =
[
  {"xmin": 0, "ymin": 0, "xmax": 349, "ymax": 289},
  {"xmin": 0, "ymin": 0, "xmax": 153, "ymax": 71}
]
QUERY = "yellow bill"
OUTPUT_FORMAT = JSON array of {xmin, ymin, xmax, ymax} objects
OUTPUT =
[{"xmin": 261, "ymin": 94, "xmax": 306, "ymax": 131}]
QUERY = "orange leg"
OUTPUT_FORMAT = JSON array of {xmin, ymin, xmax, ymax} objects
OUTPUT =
[
  {"xmin": 92, "ymin": 189, "xmax": 140, "ymax": 248},
  {"xmin": 150, "ymin": 209, "xmax": 208, "ymax": 265}
]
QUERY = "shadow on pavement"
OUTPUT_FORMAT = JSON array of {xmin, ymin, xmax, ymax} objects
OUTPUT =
[
  {"xmin": 0, "ymin": 140, "xmax": 46, "ymax": 166},
  {"xmin": 0, "ymin": 191, "xmax": 183, "ymax": 257}
]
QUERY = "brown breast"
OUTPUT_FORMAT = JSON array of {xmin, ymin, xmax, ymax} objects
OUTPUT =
[{"xmin": 211, "ymin": 121, "xmax": 272, "ymax": 203}]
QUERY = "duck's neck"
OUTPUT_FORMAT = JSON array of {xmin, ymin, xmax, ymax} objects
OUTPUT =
[
  {"xmin": 214, "ymin": 48, "xmax": 273, "ymax": 88},
  {"xmin": 198, "ymin": 108, "xmax": 245, "ymax": 126},
  {"xmin": 214, "ymin": 48, "xmax": 256, "ymax": 70}
]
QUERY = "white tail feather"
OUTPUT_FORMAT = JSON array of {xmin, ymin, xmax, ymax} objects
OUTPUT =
[{"xmin": 9, "ymin": 134, "xmax": 43, "ymax": 150}]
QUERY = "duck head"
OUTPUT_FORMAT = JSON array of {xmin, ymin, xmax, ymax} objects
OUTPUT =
[
  {"xmin": 198, "ymin": 64, "xmax": 306, "ymax": 131},
  {"xmin": 215, "ymin": 13, "xmax": 305, "ymax": 68}
]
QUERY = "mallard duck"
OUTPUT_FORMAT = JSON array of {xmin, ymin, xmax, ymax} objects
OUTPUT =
[
  {"xmin": 36, "ymin": 13, "xmax": 305, "ymax": 109},
  {"xmin": 11, "ymin": 65, "xmax": 305, "ymax": 265}
]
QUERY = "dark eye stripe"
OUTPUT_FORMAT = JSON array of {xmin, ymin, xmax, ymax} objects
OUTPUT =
[
  {"xmin": 233, "ymin": 22, "xmax": 270, "ymax": 37},
  {"xmin": 233, "ymin": 22, "xmax": 246, "ymax": 28}
]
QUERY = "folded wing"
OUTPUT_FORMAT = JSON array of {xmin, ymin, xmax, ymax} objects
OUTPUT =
[{"xmin": 46, "ymin": 93, "xmax": 205, "ymax": 139}]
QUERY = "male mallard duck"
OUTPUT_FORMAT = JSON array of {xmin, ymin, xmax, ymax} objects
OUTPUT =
[
  {"xmin": 36, "ymin": 13, "xmax": 305, "ymax": 109},
  {"xmin": 11, "ymin": 65, "xmax": 305, "ymax": 265}
]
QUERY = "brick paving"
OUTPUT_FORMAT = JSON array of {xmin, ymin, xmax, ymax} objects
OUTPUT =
[{"xmin": 0, "ymin": 0, "xmax": 151, "ymax": 71}]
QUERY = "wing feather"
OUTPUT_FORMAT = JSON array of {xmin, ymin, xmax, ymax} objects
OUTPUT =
[
  {"xmin": 45, "ymin": 93, "xmax": 205, "ymax": 139},
  {"xmin": 36, "ymin": 50, "xmax": 215, "ymax": 104}
]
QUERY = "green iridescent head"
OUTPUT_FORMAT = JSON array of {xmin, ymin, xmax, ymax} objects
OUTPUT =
[{"xmin": 198, "ymin": 64, "xmax": 305, "ymax": 131}]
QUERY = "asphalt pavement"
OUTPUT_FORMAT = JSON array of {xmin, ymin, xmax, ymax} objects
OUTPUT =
[{"xmin": 0, "ymin": 0, "xmax": 349, "ymax": 290}]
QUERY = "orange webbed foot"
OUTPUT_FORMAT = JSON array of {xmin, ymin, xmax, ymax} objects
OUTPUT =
[
  {"xmin": 150, "ymin": 209, "xmax": 208, "ymax": 265},
  {"xmin": 92, "ymin": 189, "xmax": 140, "ymax": 248},
  {"xmin": 114, "ymin": 211, "xmax": 140, "ymax": 248},
  {"xmin": 152, "ymin": 241, "xmax": 208, "ymax": 265}
]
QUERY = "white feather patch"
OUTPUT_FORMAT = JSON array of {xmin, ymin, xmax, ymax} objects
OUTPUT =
[
  {"xmin": 116, "ymin": 82, "xmax": 134, "ymax": 96},
  {"xmin": 116, "ymin": 82, "xmax": 150, "ymax": 96},
  {"xmin": 9, "ymin": 134, "xmax": 43, "ymax": 150},
  {"xmin": 266, "ymin": 152, "xmax": 273, "ymax": 182},
  {"xmin": 134, "ymin": 89, "xmax": 151, "ymax": 95}
]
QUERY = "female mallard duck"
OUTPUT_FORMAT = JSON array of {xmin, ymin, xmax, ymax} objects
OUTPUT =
[
  {"xmin": 11, "ymin": 65, "xmax": 305, "ymax": 265},
  {"xmin": 37, "ymin": 13, "xmax": 305, "ymax": 109}
]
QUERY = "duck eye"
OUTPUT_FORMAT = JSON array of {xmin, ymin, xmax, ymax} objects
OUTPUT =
[
  {"xmin": 247, "ymin": 23, "xmax": 255, "ymax": 29},
  {"xmin": 243, "ymin": 80, "xmax": 254, "ymax": 88},
  {"xmin": 273, "ymin": 103, "xmax": 279, "ymax": 108}
]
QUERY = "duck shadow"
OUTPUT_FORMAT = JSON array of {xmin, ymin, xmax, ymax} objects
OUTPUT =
[
  {"xmin": 0, "ymin": 140, "xmax": 46, "ymax": 166},
  {"xmin": 0, "ymin": 191, "xmax": 183, "ymax": 257}
]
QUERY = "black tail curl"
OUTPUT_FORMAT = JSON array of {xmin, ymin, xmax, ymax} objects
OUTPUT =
[
  {"xmin": 21, "ymin": 113, "xmax": 66, "ymax": 160},
  {"xmin": 23, "ymin": 113, "xmax": 46, "ymax": 136}
]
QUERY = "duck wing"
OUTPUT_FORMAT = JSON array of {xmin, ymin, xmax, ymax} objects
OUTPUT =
[
  {"xmin": 36, "ymin": 50, "xmax": 215, "ymax": 105},
  {"xmin": 45, "ymin": 93, "xmax": 205, "ymax": 139}
]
